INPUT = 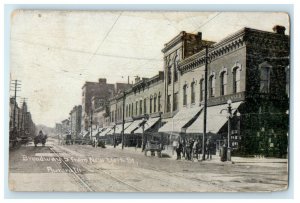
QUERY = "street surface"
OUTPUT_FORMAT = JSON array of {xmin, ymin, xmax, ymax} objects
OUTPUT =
[{"xmin": 9, "ymin": 138, "xmax": 288, "ymax": 192}]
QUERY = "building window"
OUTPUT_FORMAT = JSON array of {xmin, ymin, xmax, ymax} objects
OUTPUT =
[
  {"xmin": 200, "ymin": 79, "xmax": 204, "ymax": 102},
  {"xmin": 158, "ymin": 93, "xmax": 161, "ymax": 112},
  {"xmin": 144, "ymin": 98, "xmax": 147, "ymax": 114},
  {"xmin": 191, "ymin": 82, "xmax": 195, "ymax": 104},
  {"xmin": 173, "ymin": 92, "xmax": 178, "ymax": 111},
  {"xmin": 150, "ymin": 96, "xmax": 153, "ymax": 114},
  {"xmin": 260, "ymin": 66, "xmax": 271, "ymax": 93},
  {"xmin": 183, "ymin": 85, "xmax": 187, "ymax": 106},
  {"xmin": 131, "ymin": 103, "xmax": 134, "ymax": 116},
  {"xmin": 128, "ymin": 104, "xmax": 131, "ymax": 117},
  {"xmin": 286, "ymin": 66, "xmax": 289, "ymax": 97},
  {"xmin": 168, "ymin": 66, "xmax": 172, "ymax": 85},
  {"xmin": 154, "ymin": 96, "xmax": 157, "ymax": 112},
  {"xmin": 174, "ymin": 65, "xmax": 178, "ymax": 82},
  {"xmin": 135, "ymin": 101, "xmax": 138, "ymax": 116},
  {"xmin": 139, "ymin": 100, "xmax": 143, "ymax": 115},
  {"xmin": 220, "ymin": 71, "xmax": 227, "ymax": 96},
  {"xmin": 209, "ymin": 75, "xmax": 215, "ymax": 97},
  {"xmin": 167, "ymin": 95, "xmax": 171, "ymax": 112},
  {"xmin": 126, "ymin": 105, "xmax": 128, "ymax": 117},
  {"xmin": 233, "ymin": 67, "xmax": 241, "ymax": 93}
]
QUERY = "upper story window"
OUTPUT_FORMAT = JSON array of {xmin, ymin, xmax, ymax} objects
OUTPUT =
[
  {"xmin": 191, "ymin": 82, "xmax": 195, "ymax": 104},
  {"xmin": 173, "ymin": 92, "xmax": 178, "ymax": 111},
  {"xmin": 183, "ymin": 84, "xmax": 187, "ymax": 106},
  {"xmin": 150, "ymin": 96, "xmax": 153, "ymax": 114},
  {"xmin": 200, "ymin": 79, "xmax": 204, "ymax": 102},
  {"xmin": 158, "ymin": 93, "xmax": 161, "ymax": 112},
  {"xmin": 209, "ymin": 75, "xmax": 215, "ymax": 98},
  {"xmin": 260, "ymin": 66, "xmax": 271, "ymax": 93},
  {"xmin": 232, "ymin": 67, "xmax": 241, "ymax": 93},
  {"xmin": 139, "ymin": 100, "xmax": 143, "ymax": 115},
  {"xmin": 167, "ymin": 95, "xmax": 171, "ymax": 112},
  {"xmin": 167, "ymin": 66, "xmax": 172, "ymax": 85},
  {"xmin": 135, "ymin": 101, "xmax": 138, "ymax": 116},
  {"xmin": 128, "ymin": 104, "xmax": 131, "ymax": 117},
  {"xmin": 174, "ymin": 64, "xmax": 178, "ymax": 82},
  {"xmin": 131, "ymin": 103, "xmax": 134, "ymax": 116},
  {"xmin": 154, "ymin": 95, "xmax": 157, "ymax": 112},
  {"xmin": 220, "ymin": 71, "xmax": 227, "ymax": 96},
  {"xmin": 144, "ymin": 98, "xmax": 147, "ymax": 114}
]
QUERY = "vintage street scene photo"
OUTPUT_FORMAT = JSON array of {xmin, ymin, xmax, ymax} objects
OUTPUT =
[{"xmin": 8, "ymin": 11, "xmax": 290, "ymax": 192}]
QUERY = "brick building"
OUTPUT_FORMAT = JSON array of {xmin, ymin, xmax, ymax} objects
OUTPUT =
[
  {"xmin": 69, "ymin": 105, "xmax": 82, "ymax": 138},
  {"xmin": 101, "ymin": 25, "xmax": 289, "ymax": 157},
  {"xmin": 159, "ymin": 25, "xmax": 289, "ymax": 157}
]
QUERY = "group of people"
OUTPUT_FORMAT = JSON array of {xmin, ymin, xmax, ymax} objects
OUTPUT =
[{"xmin": 173, "ymin": 138, "xmax": 214, "ymax": 161}]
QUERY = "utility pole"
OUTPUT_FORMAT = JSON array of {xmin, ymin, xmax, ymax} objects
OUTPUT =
[
  {"xmin": 20, "ymin": 98, "xmax": 28, "ymax": 137},
  {"xmin": 202, "ymin": 46, "xmax": 209, "ymax": 161},
  {"xmin": 121, "ymin": 91, "xmax": 126, "ymax": 150},
  {"xmin": 10, "ymin": 80, "xmax": 21, "ymax": 135},
  {"xmin": 90, "ymin": 109, "xmax": 93, "ymax": 141}
]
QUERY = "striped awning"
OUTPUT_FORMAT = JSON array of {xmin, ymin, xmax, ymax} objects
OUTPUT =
[
  {"xmin": 186, "ymin": 101, "xmax": 243, "ymax": 134},
  {"xmin": 124, "ymin": 119, "xmax": 144, "ymax": 134},
  {"xmin": 135, "ymin": 117, "xmax": 161, "ymax": 134},
  {"xmin": 158, "ymin": 106, "xmax": 203, "ymax": 133}
]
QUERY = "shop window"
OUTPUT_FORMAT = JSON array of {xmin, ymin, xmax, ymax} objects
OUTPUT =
[{"xmin": 191, "ymin": 82, "xmax": 195, "ymax": 104}]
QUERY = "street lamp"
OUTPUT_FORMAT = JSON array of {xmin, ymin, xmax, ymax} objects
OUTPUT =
[{"xmin": 220, "ymin": 99, "xmax": 234, "ymax": 161}]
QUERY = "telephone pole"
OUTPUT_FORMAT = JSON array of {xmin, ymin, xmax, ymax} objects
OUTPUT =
[
  {"xmin": 202, "ymin": 46, "xmax": 209, "ymax": 161},
  {"xmin": 10, "ymin": 80, "xmax": 21, "ymax": 130}
]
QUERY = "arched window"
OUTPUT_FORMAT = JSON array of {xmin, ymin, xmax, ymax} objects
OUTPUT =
[
  {"xmin": 220, "ymin": 71, "xmax": 227, "ymax": 96},
  {"xmin": 200, "ymin": 79, "xmax": 204, "ymax": 102},
  {"xmin": 150, "ymin": 96, "xmax": 153, "ymax": 114},
  {"xmin": 154, "ymin": 95, "xmax": 157, "ymax": 112},
  {"xmin": 232, "ymin": 67, "xmax": 241, "ymax": 93},
  {"xmin": 144, "ymin": 98, "xmax": 147, "ymax": 114},
  {"xmin": 135, "ymin": 101, "xmax": 138, "ymax": 116},
  {"xmin": 183, "ymin": 84, "xmax": 187, "ymax": 105},
  {"xmin": 191, "ymin": 82, "xmax": 195, "ymax": 104},
  {"xmin": 158, "ymin": 92, "xmax": 161, "ymax": 112},
  {"xmin": 209, "ymin": 75, "xmax": 215, "ymax": 97},
  {"xmin": 128, "ymin": 104, "xmax": 131, "ymax": 117},
  {"xmin": 139, "ymin": 100, "xmax": 143, "ymax": 115},
  {"xmin": 260, "ymin": 67, "xmax": 271, "ymax": 93},
  {"xmin": 174, "ymin": 61, "xmax": 178, "ymax": 82},
  {"xmin": 167, "ymin": 66, "xmax": 172, "ymax": 85}
]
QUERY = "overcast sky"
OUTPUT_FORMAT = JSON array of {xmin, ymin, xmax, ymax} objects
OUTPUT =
[{"xmin": 10, "ymin": 11, "xmax": 289, "ymax": 127}]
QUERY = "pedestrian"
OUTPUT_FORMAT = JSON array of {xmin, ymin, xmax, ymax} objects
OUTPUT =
[
  {"xmin": 172, "ymin": 139, "xmax": 178, "ymax": 156},
  {"xmin": 192, "ymin": 140, "xmax": 197, "ymax": 160},
  {"xmin": 206, "ymin": 139, "xmax": 212, "ymax": 160},
  {"xmin": 176, "ymin": 141, "xmax": 183, "ymax": 160}
]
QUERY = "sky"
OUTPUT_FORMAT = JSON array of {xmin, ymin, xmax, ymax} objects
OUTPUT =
[{"xmin": 9, "ymin": 11, "xmax": 289, "ymax": 127}]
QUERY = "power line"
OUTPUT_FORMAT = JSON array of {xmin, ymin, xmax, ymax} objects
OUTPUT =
[
  {"xmin": 192, "ymin": 12, "xmax": 222, "ymax": 33},
  {"xmin": 11, "ymin": 38, "xmax": 162, "ymax": 61}
]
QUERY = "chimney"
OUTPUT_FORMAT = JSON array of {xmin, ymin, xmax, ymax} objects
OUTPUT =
[
  {"xmin": 135, "ymin": 76, "xmax": 140, "ymax": 84},
  {"xmin": 197, "ymin": 32, "xmax": 202, "ymax": 40},
  {"xmin": 98, "ymin": 78, "xmax": 107, "ymax": 85},
  {"xmin": 273, "ymin": 25, "xmax": 286, "ymax": 35}
]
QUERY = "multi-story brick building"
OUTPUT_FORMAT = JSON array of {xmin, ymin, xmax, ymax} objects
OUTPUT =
[
  {"xmin": 69, "ymin": 105, "xmax": 82, "ymax": 138},
  {"xmin": 159, "ymin": 25, "xmax": 289, "ymax": 157},
  {"xmin": 102, "ymin": 25, "xmax": 289, "ymax": 157}
]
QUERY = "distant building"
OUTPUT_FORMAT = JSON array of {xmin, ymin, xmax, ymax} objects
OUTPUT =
[
  {"xmin": 69, "ymin": 105, "xmax": 82, "ymax": 138},
  {"xmin": 81, "ymin": 78, "xmax": 131, "ymax": 131},
  {"xmin": 55, "ymin": 123, "xmax": 63, "ymax": 135},
  {"xmin": 61, "ymin": 119, "xmax": 70, "ymax": 134}
]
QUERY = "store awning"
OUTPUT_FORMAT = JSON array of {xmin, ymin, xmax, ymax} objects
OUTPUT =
[
  {"xmin": 114, "ymin": 122, "xmax": 132, "ymax": 134},
  {"xmin": 158, "ymin": 106, "xmax": 203, "ymax": 133},
  {"xmin": 100, "ymin": 127, "xmax": 113, "ymax": 136},
  {"xmin": 135, "ymin": 117, "xmax": 161, "ymax": 134},
  {"xmin": 124, "ymin": 119, "xmax": 143, "ymax": 134},
  {"xmin": 186, "ymin": 101, "xmax": 243, "ymax": 134}
]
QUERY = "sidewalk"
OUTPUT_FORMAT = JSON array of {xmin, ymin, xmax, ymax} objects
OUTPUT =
[{"xmin": 105, "ymin": 145, "xmax": 288, "ymax": 165}]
